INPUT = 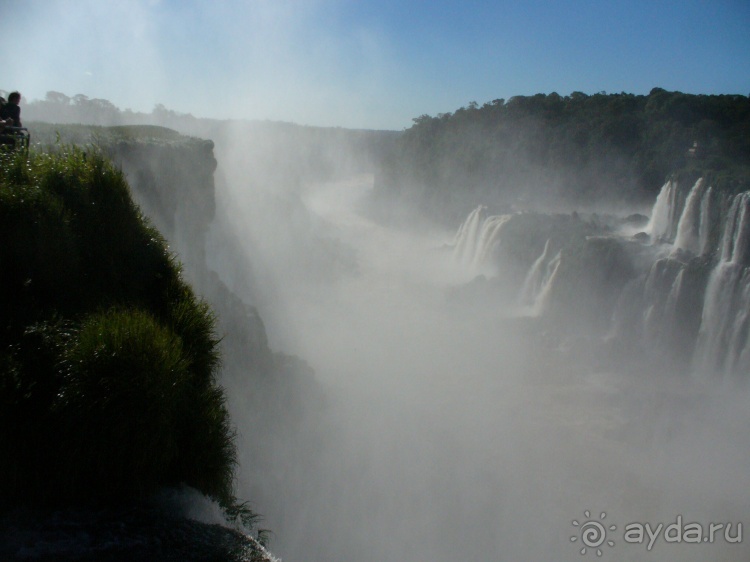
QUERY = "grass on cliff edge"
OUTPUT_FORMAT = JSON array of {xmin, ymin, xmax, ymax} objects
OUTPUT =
[{"xmin": 0, "ymin": 145, "xmax": 240, "ymax": 514}]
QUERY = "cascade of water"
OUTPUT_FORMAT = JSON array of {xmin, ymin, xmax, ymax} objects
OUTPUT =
[
  {"xmin": 519, "ymin": 239, "xmax": 551, "ymax": 306},
  {"xmin": 721, "ymin": 192, "xmax": 750, "ymax": 265},
  {"xmin": 453, "ymin": 205, "xmax": 486, "ymax": 265},
  {"xmin": 673, "ymin": 178, "xmax": 705, "ymax": 254},
  {"xmin": 642, "ymin": 259, "xmax": 682, "ymax": 342},
  {"xmin": 698, "ymin": 186, "xmax": 713, "ymax": 255},
  {"xmin": 453, "ymin": 206, "xmax": 512, "ymax": 272},
  {"xmin": 695, "ymin": 263, "xmax": 745, "ymax": 375},
  {"xmin": 725, "ymin": 269, "xmax": 750, "ymax": 374},
  {"xmin": 694, "ymin": 192, "xmax": 750, "ymax": 376},
  {"xmin": 529, "ymin": 250, "xmax": 562, "ymax": 316},
  {"xmin": 663, "ymin": 268, "xmax": 685, "ymax": 326},
  {"xmin": 472, "ymin": 214, "xmax": 513, "ymax": 269},
  {"xmin": 666, "ymin": 179, "xmax": 683, "ymax": 240},
  {"xmin": 645, "ymin": 180, "xmax": 676, "ymax": 240}
]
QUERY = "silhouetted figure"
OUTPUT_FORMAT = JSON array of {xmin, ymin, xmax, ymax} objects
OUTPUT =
[
  {"xmin": 0, "ymin": 97, "xmax": 12, "ymax": 130},
  {"xmin": 0, "ymin": 91, "xmax": 22, "ymax": 127},
  {"xmin": 0, "ymin": 92, "xmax": 29, "ymax": 149}
]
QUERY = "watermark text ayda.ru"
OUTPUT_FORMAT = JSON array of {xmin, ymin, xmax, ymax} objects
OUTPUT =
[
  {"xmin": 570, "ymin": 511, "xmax": 742, "ymax": 556},
  {"xmin": 624, "ymin": 515, "xmax": 742, "ymax": 551}
]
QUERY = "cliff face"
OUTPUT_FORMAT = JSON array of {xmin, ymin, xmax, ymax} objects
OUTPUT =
[
  {"xmin": 104, "ymin": 133, "xmax": 275, "ymax": 375},
  {"xmin": 0, "ymin": 126, "xmax": 311, "ymax": 559},
  {"xmin": 108, "ymin": 138, "xmax": 217, "ymax": 276}
]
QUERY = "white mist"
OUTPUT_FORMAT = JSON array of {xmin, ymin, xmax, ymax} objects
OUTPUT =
[{"xmin": 207, "ymin": 137, "xmax": 750, "ymax": 561}]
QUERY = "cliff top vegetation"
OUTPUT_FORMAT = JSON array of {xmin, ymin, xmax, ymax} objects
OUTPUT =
[{"xmin": 0, "ymin": 145, "xmax": 240, "ymax": 514}]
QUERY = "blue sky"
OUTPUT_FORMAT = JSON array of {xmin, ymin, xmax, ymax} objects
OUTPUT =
[{"xmin": 2, "ymin": 0, "xmax": 749, "ymax": 129}]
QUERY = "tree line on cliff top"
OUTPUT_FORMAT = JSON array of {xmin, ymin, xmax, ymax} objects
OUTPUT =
[{"xmin": 376, "ymin": 88, "xmax": 750, "ymax": 219}]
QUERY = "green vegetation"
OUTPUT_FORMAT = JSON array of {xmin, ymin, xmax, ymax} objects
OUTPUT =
[
  {"xmin": 377, "ymin": 89, "xmax": 750, "ymax": 220},
  {"xmin": 0, "ymin": 146, "xmax": 237, "ymax": 509},
  {"xmin": 29, "ymin": 122, "xmax": 186, "ymax": 147}
]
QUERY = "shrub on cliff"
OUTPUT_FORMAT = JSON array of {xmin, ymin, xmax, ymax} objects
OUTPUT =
[{"xmin": 0, "ymin": 146, "xmax": 235, "ymax": 508}]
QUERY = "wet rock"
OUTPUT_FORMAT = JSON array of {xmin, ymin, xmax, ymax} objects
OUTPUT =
[{"xmin": 0, "ymin": 505, "xmax": 276, "ymax": 562}]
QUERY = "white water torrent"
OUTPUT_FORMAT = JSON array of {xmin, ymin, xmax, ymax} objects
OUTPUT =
[
  {"xmin": 698, "ymin": 185, "xmax": 713, "ymax": 255},
  {"xmin": 451, "ymin": 184, "xmax": 750, "ymax": 382},
  {"xmin": 642, "ymin": 259, "xmax": 676, "ymax": 340},
  {"xmin": 645, "ymin": 179, "xmax": 678, "ymax": 240},
  {"xmin": 646, "ymin": 176, "xmax": 714, "ymax": 256},
  {"xmin": 518, "ymin": 239, "xmax": 562, "ymax": 316},
  {"xmin": 519, "ymin": 238, "xmax": 552, "ymax": 306},
  {"xmin": 673, "ymin": 178, "xmax": 707, "ymax": 254},
  {"xmin": 453, "ymin": 205, "xmax": 512, "ymax": 272},
  {"xmin": 473, "ymin": 214, "xmax": 513, "ymax": 268},
  {"xmin": 530, "ymin": 250, "xmax": 562, "ymax": 316},
  {"xmin": 720, "ymin": 191, "xmax": 750, "ymax": 265},
  {"xmin": 637, "ymin": 178, "xmax": 750, "ymax": 377},
  {"xmin": 663, "ymin": 267, "xmax": 687, "ymax": 328},
  {"xmin": 695, "ymin": 192, "xmax": 750, "ymax": 376},
  {"xmin": 452, "ymin": 205, "xmax": 486, "ymax": 265}
]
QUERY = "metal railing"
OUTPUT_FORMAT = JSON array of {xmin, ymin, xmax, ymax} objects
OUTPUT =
[{"xmin": 0, "ymin": 126, "xmax": 30, "ymax": 151}]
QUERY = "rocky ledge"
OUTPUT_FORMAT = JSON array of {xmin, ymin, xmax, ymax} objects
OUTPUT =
[{"xmin": 0, "ymin": 504, "xmax": 276, "ymax": 562}]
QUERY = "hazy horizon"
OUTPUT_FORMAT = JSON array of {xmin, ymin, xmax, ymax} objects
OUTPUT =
[{"xmin": 2, "ymin": 0, "xmax": 749, "ymax": 130}]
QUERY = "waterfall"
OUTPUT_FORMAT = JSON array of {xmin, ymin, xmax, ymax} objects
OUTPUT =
[
  {"xmin": 645, "ymin": 180, "xmax": 677, "ymax": 240},
  {"xmin": 698, "ymin": 186, "xmax": 713, "ymax": 255},
  {"xmin": 453, "ymin": 205, "xmax": 486, "ymax": 265},
  {"xmin": 473, "ymin": 214, "xmax": 513, "ymax": 269},
  {"xmin": 648, "ymin": 177, "xmax": 715, "ymax": 256},
  {"xmin": 532, "ymin": 251, "xmax": 562, "ymax": 316},
  {"xmin": 726, "ymin": 271, "xmax": 750, "ymax": 374},
  {"xmin": 694, "ymin": 192, "xmax": 750, "ymax": 376},
  {"xmin": 673, "ymin": 178, "xmax": 706, "ymax": 254},
  {"xmin": 519, "ymin": 247, "xmax": 562, "ymax": 316},
  {"xmin": 662, "ymin": 268, "xmax": 685, "ymax": 329},
  {"xmin": 647, "ymin": 261, "xmax": 690, "ymax": 351},
  {"xmin": 453, "ymin": 206, "xmax": 512, "ymax": 271},
  {"xmin": 449, "ymin": 188, "xmax": 750, "ymax": 377},
  {"xmin": 642, "ymin": 258, "xmax": 684, "ymax": 344},
  {"xmin": 719, "ymin": 191, "xmax": 750, "ymax": 265},
  {"xmin": 519, "ymin": 239, "xmax": 552, "ymax": 306}
]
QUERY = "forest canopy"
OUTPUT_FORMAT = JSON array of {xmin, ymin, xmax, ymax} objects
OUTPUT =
[{"xmin": 376, "ymin": 89, "xmax": 750, "ymax": 220}]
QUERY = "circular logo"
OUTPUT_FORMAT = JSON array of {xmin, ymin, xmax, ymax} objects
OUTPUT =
[{"xmin": 571, "ymin": 511, "xmax": 616, "ymax": 556}]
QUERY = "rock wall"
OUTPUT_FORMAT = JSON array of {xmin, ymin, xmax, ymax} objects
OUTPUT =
[{"xmin": 105, "ymin": 135, "xmax": 275, "ymax": 375}]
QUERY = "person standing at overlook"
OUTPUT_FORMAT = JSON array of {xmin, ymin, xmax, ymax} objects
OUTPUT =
[
  {"xmin": 0, "ymin": 91, "xmax": 22, "ymax": 127},
  {"xmin": 0, "ymin": 97, "xmax": 15, "ymax": 131}
]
